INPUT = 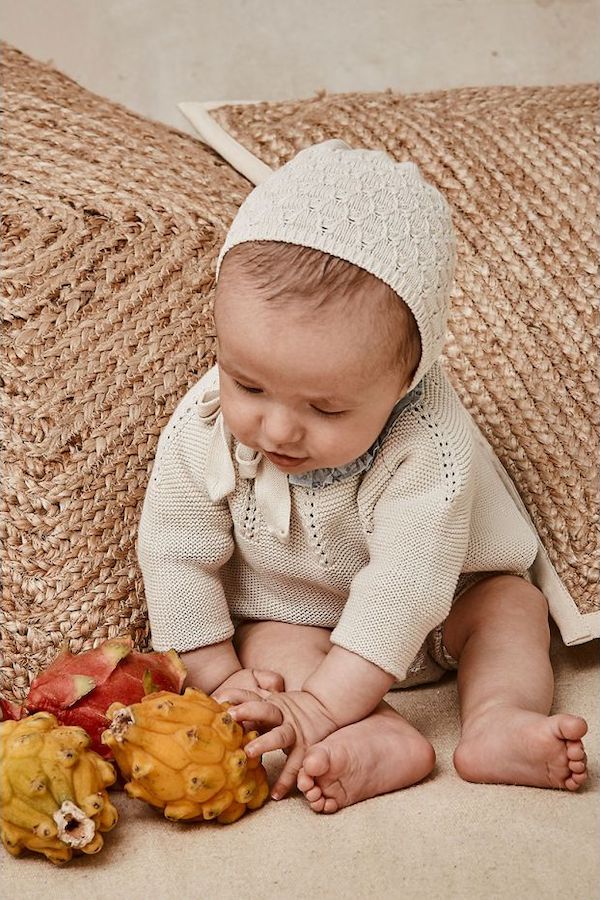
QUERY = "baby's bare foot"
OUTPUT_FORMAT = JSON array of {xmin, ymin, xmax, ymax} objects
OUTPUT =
[
  {"xmin": 295, "ymin": 706, "xmax": 435, "ymax": 814},
  {"xmin": 454, "ymin": 707, "xmax": 588, "ymax": 790}
]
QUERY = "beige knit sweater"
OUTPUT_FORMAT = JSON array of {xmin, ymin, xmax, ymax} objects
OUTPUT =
[{"xmin": 137, "ymin": 363, "xmax": 538, "ymax": 682}]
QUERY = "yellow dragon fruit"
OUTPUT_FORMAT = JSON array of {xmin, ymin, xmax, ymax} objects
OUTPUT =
[
  {"xmin": 1, "ymin": 712, "xmax": 118, "ymax": 864},
  {"xmin": 102, "ymin": 687, "xmax": 270, "ymax": 824}
]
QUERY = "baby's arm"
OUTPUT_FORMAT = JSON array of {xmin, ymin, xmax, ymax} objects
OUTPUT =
[
  {"xmin": 181, "ymin": 639, "xmax": 243, "ymax": 694},
  {"xmin": 218, "ymin": 646, "xmax": 392, "ymax": 731},
  {"xmin": 227, "ymin": 645, "xmax": 394, "ymax": 738},
  {"xmin": 303, "ymin": 644, "xmax": 395, "ymax": 725},
  {"xmin": 138, "ymin": 372, "xmax": 250, "ymax": 685}
]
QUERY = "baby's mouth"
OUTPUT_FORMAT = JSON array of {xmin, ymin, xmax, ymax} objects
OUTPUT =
[{"xmin": 263, "ymin": 450, "xmax": 309, "ymax": 469}]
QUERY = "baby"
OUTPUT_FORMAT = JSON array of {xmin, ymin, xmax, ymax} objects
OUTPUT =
[{"xmin": 138, "ymin": 140, "xmax": 588, "ymax": 814}]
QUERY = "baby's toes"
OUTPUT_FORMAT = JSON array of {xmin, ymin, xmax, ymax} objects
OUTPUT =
[
  {"xmin": 565, "ymin": 740, "xmax": 588, "ymax": 784},
  {"xmin": 565, "ymin": 747, "xmax": 588, "ymax": 790},
  {"xmin": 322, "ymin": 797, "xmax": 339, "ymax": 814},
  {"xmin": 566, "ymin": 740, "xmax": 586, "ymax": 762},
  {"xmin": 297, "ymin": 767, "xmax": 314, "ymax": 792},
  {"xmin": 556, "ymin": 714, "xmax": 587, "ymax": 742},
  {"xmin": 565, "ymin": 770, "xmax": 588, "ymax": 791},
  {"xmin": 305, "ymin": 784, "xmax": 324, "ymax": 803},
  {"xmin": 297, "ymin": 767, "xmax": 322, "ymax": 802}
]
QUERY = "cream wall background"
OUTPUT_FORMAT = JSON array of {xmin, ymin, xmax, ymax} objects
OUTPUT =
[{"xmin": 2, "ymin": 0, "xmax": 599, "ymax": 134}]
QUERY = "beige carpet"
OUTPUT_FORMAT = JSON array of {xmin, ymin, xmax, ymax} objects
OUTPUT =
[{"xmin": 3, "ymin": 625, "xmax": 597, "ymax": 898}]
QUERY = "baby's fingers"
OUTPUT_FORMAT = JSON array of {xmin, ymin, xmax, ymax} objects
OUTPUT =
[
  {"xmin": 253, "ymin": 669, "xmax": 285, "ymax": 693},
  {"xmin": 213, "ymin": 687, "xmax": 262, "ymax": 706},
  {"xmin": 226, "ymin": 700, "xmax": 283, "ymax": 732},
  {"xmin": 242, "ymin": 721, "xmax": 297, "ymax": 758},
  {"xmin": 270, "ymin": 745, "xmax": 305, "ymax": 801}
]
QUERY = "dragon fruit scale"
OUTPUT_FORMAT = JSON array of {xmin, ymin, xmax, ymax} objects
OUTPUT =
[{"xmin": 0, "ymin": 638, "xmax": 187, "ymax": 759}]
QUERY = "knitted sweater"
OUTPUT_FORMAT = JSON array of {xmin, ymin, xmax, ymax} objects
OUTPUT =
[{"xmin": 137, "ymin": 364, "xmax": 538, "ymax": 682}]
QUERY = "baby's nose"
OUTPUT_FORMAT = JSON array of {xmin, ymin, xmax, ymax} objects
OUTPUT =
[{"xmin": 262, "ymin": 406, "xmax": 304, "ymax": 448}]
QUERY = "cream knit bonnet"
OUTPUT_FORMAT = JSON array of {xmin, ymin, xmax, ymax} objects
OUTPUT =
[{"xmin": 216, "ymin": 139, "xmax": 457, "ymax": 392}]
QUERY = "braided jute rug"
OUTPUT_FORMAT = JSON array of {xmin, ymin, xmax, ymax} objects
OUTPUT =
[{"xmin": 1, "ymin": 43, "xmax": 598, "ymax": 702}]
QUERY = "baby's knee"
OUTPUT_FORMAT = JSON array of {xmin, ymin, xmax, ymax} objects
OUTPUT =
[
  {"xmin": 445, "ymin": 575, "xmax": 550, "ymax": 658},
  {"xmin": 459, "ymin": 574, "xmax": 548, "ymax": 624},
  {"xmin": 482, "ymin": 575, "xmax": 549, "ymax": 624}
]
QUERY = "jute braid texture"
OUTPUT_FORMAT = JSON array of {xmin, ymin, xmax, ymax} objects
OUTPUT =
[
  {"xmin": 0, "ymin": 44, "xmax": 252, "ymax": 700},
  {"xmin": 210, "ymin": 84, "xmax": 599, "ymax": 618}
]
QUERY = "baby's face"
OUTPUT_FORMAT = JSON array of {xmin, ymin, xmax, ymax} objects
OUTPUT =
[{"xmin": 214, "ymin": 278, "xmax": 411, "ymax": 474}]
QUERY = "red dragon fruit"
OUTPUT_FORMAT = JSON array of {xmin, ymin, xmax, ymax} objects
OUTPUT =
[{"xmin": 0, "ymin": 637, "xmax": 187, "ymax": 758}]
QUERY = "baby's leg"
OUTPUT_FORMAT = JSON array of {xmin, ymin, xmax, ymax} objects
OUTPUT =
[
  {"xmin": 443, "ymin": 574, "xmax": 588, "ymax": 790},
  {"xmin": 233, "ymin": 620, "xmax": 332, "ymax": 689},
  {"xmin": 234, "ymin": 620, "xmax": 435, "ymax": 812}
]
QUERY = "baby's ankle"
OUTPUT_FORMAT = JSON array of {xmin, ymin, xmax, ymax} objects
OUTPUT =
[{"xmin": 461, "ymin": 701, "xmax": 551, "ymax": 734}]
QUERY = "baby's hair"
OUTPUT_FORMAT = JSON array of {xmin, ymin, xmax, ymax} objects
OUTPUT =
[{"xmin": 218, "ymin": 241, "xmax": 422, "ymax": 385}]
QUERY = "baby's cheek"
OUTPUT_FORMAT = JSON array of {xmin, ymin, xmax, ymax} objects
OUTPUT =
[
  {"xmin": 226, "ymin": 402, "xmax": 258, "ymax": 447},
  {"xmin": 336, "ymin": 422, "xmax": 374, "ymax": 463},
  {"xmin": 316, "ymin": 422, "xmax": 356, "ymax": 463}
]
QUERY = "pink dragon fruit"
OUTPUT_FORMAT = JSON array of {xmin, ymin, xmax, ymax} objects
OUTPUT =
[{"xmin": 0, "ymin": 637, "xmax": 187, "ymax": 758}]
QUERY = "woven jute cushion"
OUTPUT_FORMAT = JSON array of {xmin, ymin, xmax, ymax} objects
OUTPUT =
[
  {"xmin": 180, "ymin": 87, "xmax": 600, "ymax": 644},
  {"xmin": 0, "ymin": 44, "xmax": 255, "ymax": 701}
]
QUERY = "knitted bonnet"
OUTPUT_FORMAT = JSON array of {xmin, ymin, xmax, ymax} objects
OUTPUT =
[{"xmin": 216, "ymin": 139, "xmax": 456, "ymax": 392}]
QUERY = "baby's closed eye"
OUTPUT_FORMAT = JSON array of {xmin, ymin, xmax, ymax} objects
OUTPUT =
[
  {"xmin": 311, "ymin": 407, "xmax": 347, "ymax": 418},
  {"xmin": 233, "ymin": 379, "xmax": 262, "ymax": 394},
  {"xmin": 233, "ymin": 378, "xmax": 346, "ymax": 417}
]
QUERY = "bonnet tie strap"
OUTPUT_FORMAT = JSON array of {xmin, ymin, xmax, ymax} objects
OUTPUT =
[{"xmin": 202, "ymin": 408, "xmax": 291, "ymax": 543}]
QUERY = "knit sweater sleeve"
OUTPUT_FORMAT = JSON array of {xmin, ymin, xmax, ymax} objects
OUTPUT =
[
  {"xmin": 137, "ymin": 378, "xmax": 235, "ymax": 653},
  {"xmin": 330, "ymin": 419, "xmax": 473, "ymax": 682}
]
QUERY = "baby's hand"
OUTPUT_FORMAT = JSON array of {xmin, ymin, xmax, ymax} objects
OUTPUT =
[
  {"xmin": 211, "ymin": 669, "xmax": 284, "ymax": 731},
  {"xmin": 211, "ymin": 667, "xmax": 285, "ymax": 698},
  {"xmin": 217, "ymin": 689, "xmax": 339, "ymax": 800}
]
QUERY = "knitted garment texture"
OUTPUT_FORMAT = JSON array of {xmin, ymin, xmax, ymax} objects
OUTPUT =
[
  {"xmin": 216, "ymin": 140, "xmax": 457, "ymax": 393},
  {"xmin": 137, "ymin": 366, "xmax": 538, "ymax": 683}
]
